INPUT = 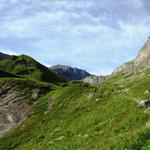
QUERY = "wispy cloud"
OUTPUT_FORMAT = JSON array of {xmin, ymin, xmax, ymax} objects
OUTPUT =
[{"xmin": 118, "ymin": 20, "xmax": 150, "ymax": 38}]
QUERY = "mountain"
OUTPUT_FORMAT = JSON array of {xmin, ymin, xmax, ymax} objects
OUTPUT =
[
  {"xmin": 0, "ymin": 54, "xmax": 65, "ymax": 84},
  {"xmin": 50, "ymin": 65, "xmax": 90, "ymax": 81},
  {"xmin": 0, "ymin": 38, "xmax": 149, "ymax": 150},
  {"xmin": 0, "ymin": 52, "xmax": 9, "ymax": 60},
  {"xmin": 113, "ymin": 37, "xmax": 150, "ymax": 74},
  {"xmin": 50, "ymin": 65, "xmax": 106, "ymax": 84},
  {"xmin": 84, "ymin": 37, "xmax": 150, "ymax": 85}
]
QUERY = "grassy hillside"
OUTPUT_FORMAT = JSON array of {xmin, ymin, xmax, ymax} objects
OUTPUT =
[
  {"xmin": 0, "ymin": 55, "xmax": 65, "ymax": 84},
  {"xmin": 0, "ymin": 69, "xmax": 149, "ymax": 150},
  {"xmin": 0, "ymin": 69, "xmax": 18, "ymax": 78}
]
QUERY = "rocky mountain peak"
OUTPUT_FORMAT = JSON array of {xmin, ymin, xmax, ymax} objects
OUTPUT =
[
  {"xmin": 113, "ymin": 37, "xmax": 150, "ymax": 74},
  {"xmin": 51, "ymin": 65, "xmax": 72, "ymax": 70},
  {"xmin": 136, "ymin": 37, "xmax": 150, "ymax": 62},
  {"xmin": 50, "ymin": 65, "xmax": 90, "ymax": 81}
]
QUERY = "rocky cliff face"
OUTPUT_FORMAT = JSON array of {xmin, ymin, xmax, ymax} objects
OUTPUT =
[
  {"xmin": 0, "ymin": 80, "xmax": 49, "ymax": 137},
  {"xmin": 82, "ymin": 75, "xmax": 107, "ymax": 85},
  {"xmin": 0, "ymin": 82, "xmax": 32, "ymax": 137},
  {"xmin": 113, "ymin": 37, "xmax": 150, "ymax": 74},
  {"xmin": 134, "ymin": 37, "xmax": 150, "ymax": 67},
  {"xmin": 50, "ymin": 65, "xmax": 90, "ymax": 81}
]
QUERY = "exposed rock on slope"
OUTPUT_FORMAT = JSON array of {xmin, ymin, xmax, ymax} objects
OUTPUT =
[
  {"xmin": 138, "ymin": 100, "xmax": 150, "ymax": 108},
  {"xmin": 0, "ymin": 82, "xmax": 32, "ymax": 137},
  {"xmin": 134, "ymin": 37, "xmax": 150, "ymax": 67},
  {"xmin": 82, "ymin": 75, "xmax": 107, "ymax": 85},
  {"xmin": 113, "ymin": 37, "xmax": 150, "ymax": 74},
  {"xmin": 50, "ymin": 65, "xmax": 90, "ymax": 81},
  {"xmin": 0, "ymin": 79, "xmax": 50, "ymax": 137}
]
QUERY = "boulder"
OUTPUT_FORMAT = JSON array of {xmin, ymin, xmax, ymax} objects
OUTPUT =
[{"xmin": 138, "ymin": 100, "xmax": 150, "ymax": 108}]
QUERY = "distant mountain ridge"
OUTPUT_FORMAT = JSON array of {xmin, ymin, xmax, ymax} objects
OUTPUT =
[
  {"xmin": 0, "ymin": 52, "xmax": 9, "ymax": 60},
  {"xmin": 50, "ymin": 65, "xmax": 108, "ymax": 85},
  {"xmin": 0, "ymin": 53, "xmax": 104, "ymax": 84},
  {"xmin": 1, "ymin": 36, "xmax": 150, "ymax": 85},
  {"xmin": 50, "ymin": 65, "xmax": 90, "ymax": 81}
]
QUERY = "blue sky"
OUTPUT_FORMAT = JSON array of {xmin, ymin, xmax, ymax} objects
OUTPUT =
[{"xmin": 0, "ymin": 0, "xmax": 150, "ymax": 75}]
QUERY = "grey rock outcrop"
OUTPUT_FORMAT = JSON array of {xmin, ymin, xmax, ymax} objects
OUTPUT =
[
  {"xmin": 82, "ymin": 75, "xmax": 107, "ymax": 85},
  {"xmin": 0, "ymin": 81, "xmax": 47, "ymax": 137},
  {"xmin": 0, "ymin": 82, "xmax": 31, "ymax": 137},
  {"xmin": 138, "ymin": 100, "xmax": 150, "ymax": 108}
]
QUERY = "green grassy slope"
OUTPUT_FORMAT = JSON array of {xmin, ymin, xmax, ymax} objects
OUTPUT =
[
  {"xmin": 0, "ymin": 69, "xmax": 18, "ymax": 78},
  {"xmin": 0, "ymin": 69, "xmax": 149, "ymax": 150},
  {"xmin": 0, "ymin": 55, "xmax": 65, "ymax": 84}
]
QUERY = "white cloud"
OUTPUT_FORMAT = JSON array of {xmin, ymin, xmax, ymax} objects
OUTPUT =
[
  {"xmin": 9, "ymin": 0, "xmax": 18, "ymax": 4},
  {"xmin": 46, "ymin": 11, "xmax": 67, "ymax": 21},
  {"xmin": 0, "ymin": 11, "xmax": 68, "ymax": 37},
  {"xmin": 119, "ymin": 22, "xmax": 137, "ymax": 38},
  {"xmin": 0, "ymin": 3, "xmax": 4, "ymax": 10},
  {"xmin": 118, "ymin": 20, "xmax": 150, "ymax": 38},
  {"xmin": 72, "ymin": 24, "xmax": 104, "ymax": 34},
  {"xmin": 54, "ymin": 0, "xmax": 95, "ymax": 9}
]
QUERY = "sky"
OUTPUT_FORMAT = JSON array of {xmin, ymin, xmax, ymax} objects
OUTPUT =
[{"xmin": 0, "ymin": 0, "xmax": 150, "ymax": 75}]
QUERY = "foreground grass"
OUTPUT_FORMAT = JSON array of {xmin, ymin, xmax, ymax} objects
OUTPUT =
[{"xmin": 0, "ymin": 70, "xmax": 149, "ymax": 150}]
